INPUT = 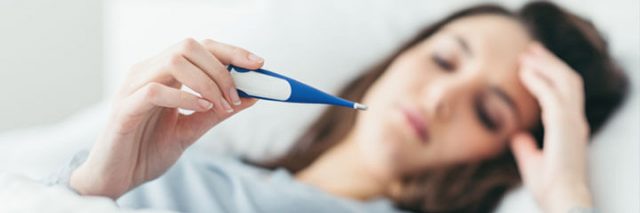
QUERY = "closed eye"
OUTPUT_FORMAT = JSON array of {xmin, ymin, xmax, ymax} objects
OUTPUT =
[
  {"xmin": 431, "ymin": 54, "xmax": 455, "ymax": 72},
  {"xmin": 474, "ymin": 94, "xmax": 501, "ymax": 132}
]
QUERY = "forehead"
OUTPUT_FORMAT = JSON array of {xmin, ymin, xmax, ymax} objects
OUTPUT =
[
  {"xmin": 440, "ymin": 15, "xmax": 539, "ymax": 129},
  {"xmin": 444, "ymin": 14, "xmax": 532, "ymax": 59}
]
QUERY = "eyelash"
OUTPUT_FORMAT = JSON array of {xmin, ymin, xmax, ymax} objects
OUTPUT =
[
  {"xmin": 474, "ymin": 95, "xmax": 500, "ymax": 132},
  {"xmin": 432, "ymin": 54, "xmax": 455, "ymax": 72}
]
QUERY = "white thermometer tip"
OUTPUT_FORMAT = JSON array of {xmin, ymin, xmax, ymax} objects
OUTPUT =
[{"xmin": 354, "ymin": 103, "xmax": 368, "ymax": 111}]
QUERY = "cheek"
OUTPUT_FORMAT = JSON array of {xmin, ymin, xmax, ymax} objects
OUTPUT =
[
  {"xmin": 355, "ymin": 109, "xmax": 410, "ymax": 155},
  {"xmin": 419, "ymin": 108, "xmax": 508, "ymax": 168},
  {"xmin": 362, "ymin": 58, "xmax": 427, "ymax": 107},
  {"xmin": 438, "ymin": 120, "xmax": 507, "ymax": 163}
]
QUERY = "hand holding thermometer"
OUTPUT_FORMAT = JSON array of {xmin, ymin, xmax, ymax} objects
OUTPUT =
[{"xmin": 228, "ymin": 65, "xmax": 368, "ymax": 110}]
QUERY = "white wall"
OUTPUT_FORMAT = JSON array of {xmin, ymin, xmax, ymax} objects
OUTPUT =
[{"xmin": 0, "ymin": 0, "xmax": 103, "ymax": 131}]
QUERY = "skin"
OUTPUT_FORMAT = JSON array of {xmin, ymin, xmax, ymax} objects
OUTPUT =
[
  {"xmin": 71, "ymin": 15, "xmax": 592, "ymax": 213},
  {"xmin": 296, "ymin": 14, "xmax": 539, "ymax": 201}
]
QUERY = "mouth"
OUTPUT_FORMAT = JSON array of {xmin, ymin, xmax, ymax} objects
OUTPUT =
[{"xmin": 401, "ymin": 106, "xmax": 430, "ymax": 144}]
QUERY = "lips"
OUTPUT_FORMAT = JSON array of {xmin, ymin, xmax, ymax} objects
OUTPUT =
[{"xmin": 401, "ymin": 107, "xmax": 430, "ymax": 144}]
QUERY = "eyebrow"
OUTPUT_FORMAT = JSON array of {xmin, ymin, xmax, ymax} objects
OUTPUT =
[
  {"xmin": 490, "ymin": 86, "xmax": 520, "ymax": 121},
  {"xmin": 454, "ymin": 35, "xmax": 472, "ymax": 56}
]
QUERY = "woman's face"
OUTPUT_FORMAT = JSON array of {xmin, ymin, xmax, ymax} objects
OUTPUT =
[{"xmin": 352, "ymin": 15, "xmax": 540, "ymax": 177}]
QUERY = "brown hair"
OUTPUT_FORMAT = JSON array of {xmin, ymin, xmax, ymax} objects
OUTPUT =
[{"xmin": 254, "ymin": 2, "xmax": 628, "ymax": 212}]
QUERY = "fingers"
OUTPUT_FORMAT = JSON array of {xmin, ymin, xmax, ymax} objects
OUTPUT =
[
  {"xmin": 118, "ymin": 38, "xmax": 264, "ymax": 124},
  {"xmin": 167, "ymin": 38, "xmax": 264, "ymax": 110},
  {"xmin": 520, "ymin": 43, "xmax": 585, "ymax": 104},
  {"xmin": 175, "ymin": 98, "xmax": 259, "ymax": 148},
  {"xmin": 510, "ymin": 132, "xmax": 542, "ymax": 185},
  {"xmin": 128, "ymin": 39, "xmax": 263, "ymax": 111},
  {"xmin": 515, "ymin": 44, "xmax": 593, "ymax": 210},
  {"xmin": 518, "ymin": 42, "xmax": 591, "ymax": 171},
  {"xmin": 162, "ymin": 53, "xmax": 234, "ymax": 113},
  {"xmin": 201, "ymin": 39, "xmax": 264, "ymax": 69},
  {"xmin": 524, "ymin": 43, "xmax": 573, "ymax": 85},
  {"xmin": 519, "ymin": 62, "xmax": 559, "ymax": 112},
  {"xmin": 174, "ymin": 38, "xmax": 243, "ymax": 107},
  {"xmin": 125, "ymin": 83, "xmax": 213, "ymax": 117},
  {"xmin": 519, "ymin": 42, "xmax": 590, "ymax": 116}
]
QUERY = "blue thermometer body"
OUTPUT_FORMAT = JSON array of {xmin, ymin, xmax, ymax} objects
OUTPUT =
[{"xmin": 228, "ymin": 65, "xmax": 367, "ymax": 110}]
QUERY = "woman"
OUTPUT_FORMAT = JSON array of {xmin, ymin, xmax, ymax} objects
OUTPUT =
[{"xmin": 62, "ymin": 2, "xmax": 627, "ymax": 213}]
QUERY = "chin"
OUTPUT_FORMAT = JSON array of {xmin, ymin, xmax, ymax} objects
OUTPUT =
[
  {"xmin": 357, "ymin": 128, "xmax": 411, "ymax": 164},
  {"xmin": 354, "ymin": 107, "xmax": 417, "ymax": 162}
]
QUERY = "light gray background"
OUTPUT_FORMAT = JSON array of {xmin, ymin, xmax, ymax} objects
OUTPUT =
[{"xmin": 0, "ymin": 0, "xmax": 103, "ymax": 131}]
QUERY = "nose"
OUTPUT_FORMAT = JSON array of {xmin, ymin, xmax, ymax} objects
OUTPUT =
[{"xmin": 420, "ymin": 77, "xmax": 477, "ymax": 123}]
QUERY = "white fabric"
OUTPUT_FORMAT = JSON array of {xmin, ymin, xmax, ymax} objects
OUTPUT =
[
  {"xmin": 0, "ymin": 0, "xmax": 638, "ymax": 212},
  {"xmin": 0, "ymin": 173, "xmax": 176, "ymax": 213}
]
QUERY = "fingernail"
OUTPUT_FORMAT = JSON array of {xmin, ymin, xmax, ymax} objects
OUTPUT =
[
  {"xmin": 229, "ymin": 88, "xmax": 242, "ymax": 106},
  {"xmin": 220, "ymin": 98, "xmax": 234, "ymax": 113},
  {"xmin": 198, "ymin": 99, "xmax": 213, "ymax": 110},
  {"xmin": 247, "ymin": 53, "xmax": 263, "ymax": 63}
]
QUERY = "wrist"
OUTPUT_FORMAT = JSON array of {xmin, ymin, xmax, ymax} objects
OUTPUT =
[
  {"xmin": 542, "ymin": 180, "xmax": 593, "ymax": 213},
  {"xmin": 69, "ymin": 164, "xmax": 128, "ymax": 200}
]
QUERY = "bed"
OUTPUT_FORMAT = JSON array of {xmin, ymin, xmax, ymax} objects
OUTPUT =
[{"xmin": 1, "ymin": 0, "xmax": 638, "ymax": 212}]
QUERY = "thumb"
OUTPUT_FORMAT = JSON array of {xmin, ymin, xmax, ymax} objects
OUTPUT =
[{"xmin": 510, "ymin": 132, "xmax": 542, "ymax": 184}]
